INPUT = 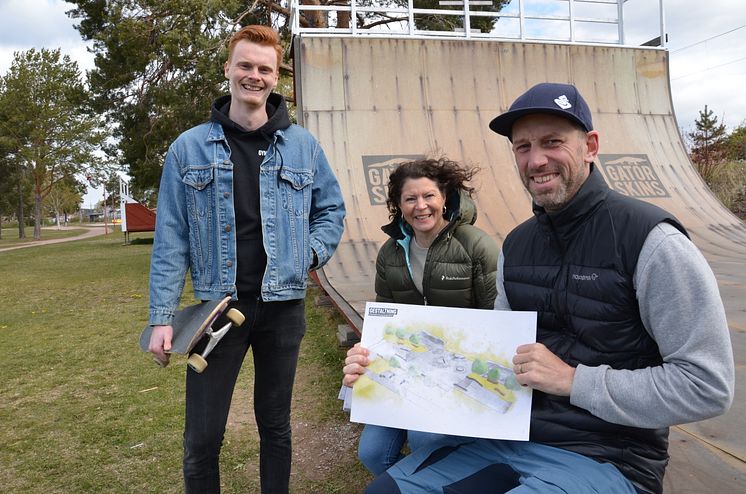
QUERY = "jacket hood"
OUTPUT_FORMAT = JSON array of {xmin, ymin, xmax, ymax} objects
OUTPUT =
[
  {"xmin": 381, "ymin": 189, "xmax": 478, "ymax": 240},
  {"xmin": 210, "ymin": 93, "xmax": 291, "ymax": 137}
]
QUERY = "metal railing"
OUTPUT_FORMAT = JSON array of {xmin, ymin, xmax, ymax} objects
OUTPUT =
[{"xmin": 290, "ymin": 0, "xmax": 666, "ymax": 47}]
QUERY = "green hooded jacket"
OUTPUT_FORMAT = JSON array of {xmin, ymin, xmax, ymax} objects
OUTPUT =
[{"xmin": 375, "ymin": 190, "xmax": 498, "ymax": 308}]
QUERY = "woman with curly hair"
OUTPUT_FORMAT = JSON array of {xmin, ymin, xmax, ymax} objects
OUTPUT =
[{"xmin": 343, "ymin": 157, "xmax": 499, "ymax": 475}]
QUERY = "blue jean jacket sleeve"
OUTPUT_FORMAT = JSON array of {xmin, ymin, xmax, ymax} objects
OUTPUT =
[
  {"xmin": 308, "ymin": 143, "xmax": 346, "ymax": 268},
  {"xmin": 148, "ymin": 144, "xmax": 190, "ymax": 326}
]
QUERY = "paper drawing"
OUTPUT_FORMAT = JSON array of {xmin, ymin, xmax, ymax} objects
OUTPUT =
[{"xmin": 351, "ymin": 302, "xmax": 537, "ymax": 441}]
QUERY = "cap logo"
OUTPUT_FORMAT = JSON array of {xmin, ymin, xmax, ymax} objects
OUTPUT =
[{"xmin": 554, "ymin": 95, "xmax": 572, "ymax": 110}]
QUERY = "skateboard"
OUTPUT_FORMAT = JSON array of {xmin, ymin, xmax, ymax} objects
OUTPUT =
[{"xmin": 139, "ymin": 296, "xmax": 245, "ymax": 373}]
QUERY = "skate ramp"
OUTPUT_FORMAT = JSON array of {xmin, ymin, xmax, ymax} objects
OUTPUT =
[
  {"xmin": 123, "ymin": 202, "xmax": 156, "ymax": 232},
  {"xmin": 294, "ymin": 36, "xmax": 746, "ymax": 491}
]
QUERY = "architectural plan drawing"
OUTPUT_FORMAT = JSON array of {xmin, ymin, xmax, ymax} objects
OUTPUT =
[{"xmin": 351, "ymin": 302, "xmax": 537, "ymax": 441}]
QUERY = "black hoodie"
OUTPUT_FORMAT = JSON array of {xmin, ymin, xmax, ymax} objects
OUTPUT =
[{"xmin": 210, "ymin": 93, "xmax": 292, "ymax": 296}]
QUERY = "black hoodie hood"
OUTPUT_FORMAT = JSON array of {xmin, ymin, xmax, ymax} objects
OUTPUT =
[{"xmin": 210, "ymin": 92, "xmax": 292, "ymax": 138}]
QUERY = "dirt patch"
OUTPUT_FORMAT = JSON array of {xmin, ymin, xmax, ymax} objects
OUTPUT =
[
  {"xmin": 225, "ymin": 355, "xmax": 367, "ymax": 489},
  {"xmin": 291, "ymin": 420, "xmax": 361, "ymax": 482},
  {"xmin": 226, "ymin": 380, "xmax": 255, "ymax": 431}
]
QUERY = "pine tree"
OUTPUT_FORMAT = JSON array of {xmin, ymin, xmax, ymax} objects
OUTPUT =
[
  {"xmin": 725, "ymin": 123, "xmax": 746, "ymax": 161},
  {"xmin": 688, "ymin": 105, "xmax": 728, "ymax": 184}
]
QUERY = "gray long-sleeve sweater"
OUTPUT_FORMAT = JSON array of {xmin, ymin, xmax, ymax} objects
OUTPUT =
[{"xmin": 494, "ymin": 221, "xmax": 734, "ymax": 428}]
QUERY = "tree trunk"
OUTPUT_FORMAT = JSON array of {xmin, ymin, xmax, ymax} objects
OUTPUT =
[
  {"xmin": 17, "ymin": 180, "xmax": 25, "ymax": 239},
  {"xmin": 301, "ymin": 0, "xmax": 327, "ymax": 28},
  {"xmin": 34, "ymin": 191, "xmax": 42, "ymax": 240}
]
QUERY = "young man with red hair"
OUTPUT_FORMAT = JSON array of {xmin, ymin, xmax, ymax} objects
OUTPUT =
[{"xmin": 147, "ymin": 25, "xmax": 345, "ymax": 494}]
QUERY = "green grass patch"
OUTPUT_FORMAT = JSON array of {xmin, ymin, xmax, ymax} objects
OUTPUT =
[{"xmin": 0, "ymin": 233, "xmax": 371, "ymax": 493}]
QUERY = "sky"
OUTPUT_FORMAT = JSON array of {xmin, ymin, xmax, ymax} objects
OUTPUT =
[{"xmin": 1, "ymin": 0, "xmax": 745, "ymax": 206}]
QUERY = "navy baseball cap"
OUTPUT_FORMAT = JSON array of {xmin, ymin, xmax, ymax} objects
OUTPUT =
[{"xmin": 489, "ymin": 82, "xmax": 593, "ymax": 139}]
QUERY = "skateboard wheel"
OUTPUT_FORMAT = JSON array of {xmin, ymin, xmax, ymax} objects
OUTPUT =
[
  {"xmin": 187, "ymin": 354, "xmax": 208, "ymax": 373},
  {"xmin": 226, "ymin": 308, "xmax": 245, "ymax": 327}
]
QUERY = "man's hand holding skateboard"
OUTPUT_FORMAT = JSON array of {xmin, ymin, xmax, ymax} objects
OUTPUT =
[
  {"xmin": 148, "ymin": 325, "xmax": 174, "ymax": 367},
  {"xmin": 139, "ymin": 297, "xmax": 245, "ymax": 373}
]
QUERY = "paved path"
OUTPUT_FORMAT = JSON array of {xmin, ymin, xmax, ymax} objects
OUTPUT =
[{"xmin": 0, "ymin": 225, "xmax": 109, "ymax": 253}]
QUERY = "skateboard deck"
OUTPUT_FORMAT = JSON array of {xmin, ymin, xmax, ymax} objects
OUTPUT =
[{"xmin": 139, "ymin": 296, "xmax": 232, "ymax": 356}]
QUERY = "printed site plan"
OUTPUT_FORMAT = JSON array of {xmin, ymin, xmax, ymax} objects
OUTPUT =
[{"xmin": 351, "ymin": 302, "xmax": 537, "ymax": 440}]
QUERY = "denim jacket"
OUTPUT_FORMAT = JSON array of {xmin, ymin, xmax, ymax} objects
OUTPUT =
[{"xmin": 148, "ymin": 121, "xmax": 345, "ymax": 326}]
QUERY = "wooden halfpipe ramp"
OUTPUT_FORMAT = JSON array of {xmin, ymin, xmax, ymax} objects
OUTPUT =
[{"xmin": 294, "ymin": 36, "xmax": 746, "ymax": 491}]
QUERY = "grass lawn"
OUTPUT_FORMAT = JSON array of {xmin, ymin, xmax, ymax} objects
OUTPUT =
[{"xmin": 0, "ymin": 233, "xmax": 372, "ymax": 493}]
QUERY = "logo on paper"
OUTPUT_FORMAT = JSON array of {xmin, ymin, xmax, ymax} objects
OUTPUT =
[
  {"xmin": 554, "ymin": 95, "xmax": 572, "ymax": 109},
  {"xmin": 368, "ymin": 307, "xmax": 398, "ymax": 317}
]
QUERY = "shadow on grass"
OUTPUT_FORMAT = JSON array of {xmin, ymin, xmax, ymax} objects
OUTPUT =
[{"xmin": 129, "ymin": 237, "xmax": 154, "ymax": 245}]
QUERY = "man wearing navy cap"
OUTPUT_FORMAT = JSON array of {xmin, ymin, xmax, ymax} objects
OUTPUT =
[{"xmin": 350, "ymin": 83, "xmax": 734, "ymax": 494}]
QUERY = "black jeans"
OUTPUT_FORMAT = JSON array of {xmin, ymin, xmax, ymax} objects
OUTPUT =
[{"xmin": 183, "ymin": 297, "xmax": 306, "ymax": 494}]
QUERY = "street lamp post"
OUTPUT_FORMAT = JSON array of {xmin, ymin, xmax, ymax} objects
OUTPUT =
[{"xmin": 102, "ymin": 184, "xmax": 109, "ymax": 235}]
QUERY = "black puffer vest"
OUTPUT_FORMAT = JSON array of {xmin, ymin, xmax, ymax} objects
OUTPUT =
[{"xmin": 502, "ymin": 167, "xmax": 686, "ymax": 494}]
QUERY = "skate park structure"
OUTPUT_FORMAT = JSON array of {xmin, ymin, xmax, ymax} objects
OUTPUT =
[
  {"xmin": 290, "ymin": 0, "xmax": 746, "ymax": 491},
  {"xmin": 119, "ymin": 177, "xmax": 156, "ymax": 244}
]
